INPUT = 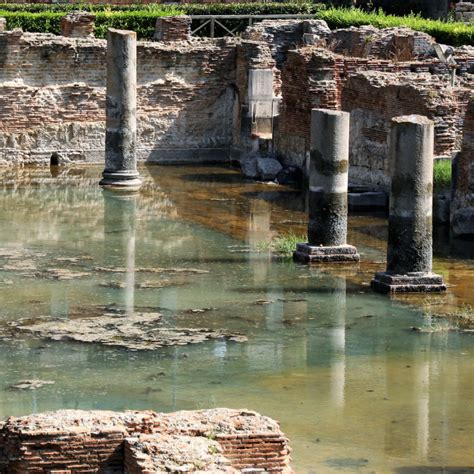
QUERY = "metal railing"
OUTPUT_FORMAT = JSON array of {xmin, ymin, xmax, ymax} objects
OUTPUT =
[{"xmin": 189, "ymin": 14, "xmax": 316, "ymax": 38}]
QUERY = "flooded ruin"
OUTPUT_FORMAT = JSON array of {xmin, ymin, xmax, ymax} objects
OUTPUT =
[{"xmin": 0, "ymin": 165, "xmax": 472, "ymax": 472}]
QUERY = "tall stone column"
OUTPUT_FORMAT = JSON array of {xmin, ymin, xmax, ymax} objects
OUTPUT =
[
  {"xmin": 294, "ymin": 109, "xmax": 359, "ymax": 263},
  {"xmin": 371, "ymin": 115, "xmax": 446, "ymax": 293},
  {"xmin": 100, "ymin": 29, "xmax": 142, "ymax": 191}
]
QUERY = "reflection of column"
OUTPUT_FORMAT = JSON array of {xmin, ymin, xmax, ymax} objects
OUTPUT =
[
  {"xmin": 416, "ymin": 351, "xmax": 430, "ymax": 460},
  {"xmin": 103, "ymin": 189, "xmax": 137, "ymax": 315},
  {"xmin": 329, "ymin": 276, "xmax": 346, "ymax": 409},
  {"xmin": 247, "ymin": 198, "xmax": 273, "ymax": 284},
  {"xmin": 306, "ymin": 273, "xmax": 347, "ymax": 409}
]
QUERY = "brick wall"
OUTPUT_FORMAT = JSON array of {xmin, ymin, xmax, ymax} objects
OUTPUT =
[
  {"xmin": 275, "ymin": 43, "xmax": 472, "ymax": 186},
  {"xmin": 0, "ymin": 409, "xmax": 293, "ymax": 473},
  {"xmin": 342, "ymin": 72, "xmax": 471, "ymax": 187},
  {"xmin": 0, "ymin": 32, "xmax": 237, "ymax": 165},
  {"xmin": 153, "ymin": 16, "xmax": 191, "ymax": 41},
  {"xmin": 451, "ymin": 97, "xmax": 474, "ymax": 236}
]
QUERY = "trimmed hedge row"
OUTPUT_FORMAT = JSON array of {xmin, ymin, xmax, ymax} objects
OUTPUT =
[
  {"xmin": 0, "ymin": 3, "xmax": 472, "ymax": 45},
  {"xmin": 0, "ymin": 7, "xmax": 180, "ymax": 38},
  {"xmin": 317, "ymin": 7, "xmax": 473, "ymax": 46}
]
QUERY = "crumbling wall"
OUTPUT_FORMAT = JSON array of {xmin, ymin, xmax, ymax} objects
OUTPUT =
[
  {"xmin": 451, "ymin": 97, "xmax": 474, "ymax": 236},
  {"xmin": 275, "ymin": 47, "xmax": 342, "ymax": 169},
  {"xmin": 274, "ymin": 28, "xmax": 473, "ymax": 186},
  {"xmin": 327, "ymin": 26, "xmax": 435, "ymax": 61},
  {"xmin": 0, "ymin": 409, "xmax": 292, "ymax": 473},
  {"xmin": 342, "ymin": 72, "xmax": 471, "ymax": 187},
  {"xmin": 455, "ymin": 2, "xmax": 474, "ymax": 23},
  {"xmin": 0, "ymin": 31, "xmax": 237, "ymax": 165},
  {"xmin": 242, "ymin": 19, "xmax": 331, "ymax": 69}
]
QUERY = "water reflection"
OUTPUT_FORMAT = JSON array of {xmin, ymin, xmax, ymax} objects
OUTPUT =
[
  {"xmin": 103, "ymin": 190, "xmax": 137, "ymax": 315},
  {"xmin": 0, "ymin": 166, "xmax": 472, "ymax": 473}
]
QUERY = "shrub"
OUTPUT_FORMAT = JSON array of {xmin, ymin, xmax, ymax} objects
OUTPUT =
[
  {"xmin": 315, "ymin": 7, "xmax": 473, "ymax": 46},
  {"xmin": 0, "ymin": 4, "xmax": 472, "ymax": 45},
  {"xmin": 0, "ymin": 6, "xmax": 181, "ymax": 38},
  {"xmin": 433, "ymin": 159, "xmax": 452, "ymax": 192},
  {"xmin": 94, "ymin": 8, "xmax": 180, "ymax": 39}
]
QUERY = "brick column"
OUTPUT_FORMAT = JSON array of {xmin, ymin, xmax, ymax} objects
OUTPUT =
[
  {"xmin": 153, "ymin": 16, "xmax": 191, "ymax": 42},
  {"xmin": 61, "ymin": 11, "xmax": 96, "ymax": 38}
]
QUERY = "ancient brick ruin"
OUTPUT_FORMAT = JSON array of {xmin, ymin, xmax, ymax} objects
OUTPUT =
[
  {"xmin": 0, "ymin": 409, "xmax": 292, "ymax": 473},
  {"xmin": 0, "ymin": 16, "xmax": 473, "ymax": 234},
  {"xmin": 452, "ymin": 98, "xmax": 474, "ymax": 236},
  {"xmin": 455, "ymin": 2, "xmax": 474, "ymax": 23}
]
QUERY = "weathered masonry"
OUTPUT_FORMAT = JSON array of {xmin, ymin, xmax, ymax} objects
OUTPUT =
[
  {"xmin": 0, "ymin": 30, "xmax": 236, "ymax": 165},
  {"xmin": 0, "ymin": 16, "xmax": 473, "ymax": 234},
  {"xmin": 0, "ymin": 409, "xmax": 293, "ymax": 473}
]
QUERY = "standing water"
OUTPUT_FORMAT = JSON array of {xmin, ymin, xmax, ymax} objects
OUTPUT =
[{"xmin": 0, "ymin": 166, "xmax": 472, "ymax": 473}]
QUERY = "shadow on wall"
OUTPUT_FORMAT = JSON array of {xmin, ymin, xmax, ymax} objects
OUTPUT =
[
  {"xmin": 142, "ymin": 86, "xmax": 237, "ymax": 165},
  {"xmin": 356, "ymin": 0, "xmax": 449, "ymax": 19}
]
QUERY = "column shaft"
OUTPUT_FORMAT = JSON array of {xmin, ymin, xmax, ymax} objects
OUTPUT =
[
  {"xmin": 371, "ymin": 115, "xmax": 446, "ymax": 293},
  {"xmin": 294, "ymin": 109, "xmax": 359, "ymax": 263},
  {"xmin": 100, "ymin": 28, "xmax": 142, "ymax": 190}
]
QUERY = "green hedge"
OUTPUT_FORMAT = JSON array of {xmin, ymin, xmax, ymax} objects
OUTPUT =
[
  {"xmin": 0, "ymin": 3, "xmax": 472, "ymax": 45},
  {"xmin": 316, "ymin": 7, "xmax": 473, "ymax": 46},
  {"xmin": 0, "ymin": 7, "xmax": 180, "ymax": 38}
]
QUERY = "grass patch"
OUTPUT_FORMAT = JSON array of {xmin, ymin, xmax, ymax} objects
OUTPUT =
[
  {"xmin": 422, "ymin": 299, "xmax": 474, "ymax": 331},
  {"xmin": 433, "ymin": 159, "xmax": 452, "ymax": 192},
  {"xmin": 256, "ymin": 232, "xmax": 306, "ymax": 257}
]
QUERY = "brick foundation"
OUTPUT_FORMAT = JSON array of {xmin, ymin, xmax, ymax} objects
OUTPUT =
[{"xmin": 0, "ymin": 409, "xmax": 292, "ymax": 473}]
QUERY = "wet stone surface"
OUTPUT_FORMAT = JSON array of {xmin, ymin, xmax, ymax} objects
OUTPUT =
[{"xmin": 5, "ymin": 307, "xmax": 247, "ymax": 351}]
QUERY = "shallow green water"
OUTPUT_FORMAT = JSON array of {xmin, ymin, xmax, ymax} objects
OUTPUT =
[{"xmin": 0, "ymin": 166, "xmax": 473, "ymax": 473}]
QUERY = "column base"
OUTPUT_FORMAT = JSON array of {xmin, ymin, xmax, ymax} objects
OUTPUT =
[
  {"xmin": 99, "ymin": 171, "xmax": 142, "ymax": 191},
  {"xmin": 293, "ymin": 243, "xmax": 360, "ymax": 263},
  {"xmin": 371, "ymin": 272, "xmax": 446, "ymax": 294}
]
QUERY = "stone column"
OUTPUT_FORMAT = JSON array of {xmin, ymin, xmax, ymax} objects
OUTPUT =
[
  {"xmin": 100, "ymin": 29, "xmax": 142, "ymax": 191},
  {"xmin": 294, "ymin": 109, "xmax": 359, "ymax": 263},
  {"xmin": 371, "ymin": 115, "xmax": 446, "ymax": 293}
]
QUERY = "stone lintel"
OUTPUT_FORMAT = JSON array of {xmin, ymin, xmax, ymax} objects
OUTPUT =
[
  {"xmin": 293, "ymin": 243, "xmax": 360, "ymax": 263},
  {"xmin": 371, "ymin": 271, "xmax": 446, "ymax": 294}
]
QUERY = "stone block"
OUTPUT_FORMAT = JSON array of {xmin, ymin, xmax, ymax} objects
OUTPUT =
[
  {"xmin": 348, "ymin": 191, "xmax": 388, "ymax": 211},
  {"xmin": 240, "ymin": 157, "xmax": 259, "ymax": 179},
  {"xmin": 257, "ymin": 157, "xmax": 283, "ymax": 181},
  {"xmin": 0, "ymin": 18, "xmax": 6, "ymax": 33},
  {"xmin": 293, "ymin": 243, "xmax": 360, "ymax": 263},
  {"xmin": 451, "ymin": 207, "xmax": 474, "ymax": 237},
  {"xmin": 371, "ymin": 271, "xmax": 446, "ymax": 293}
]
